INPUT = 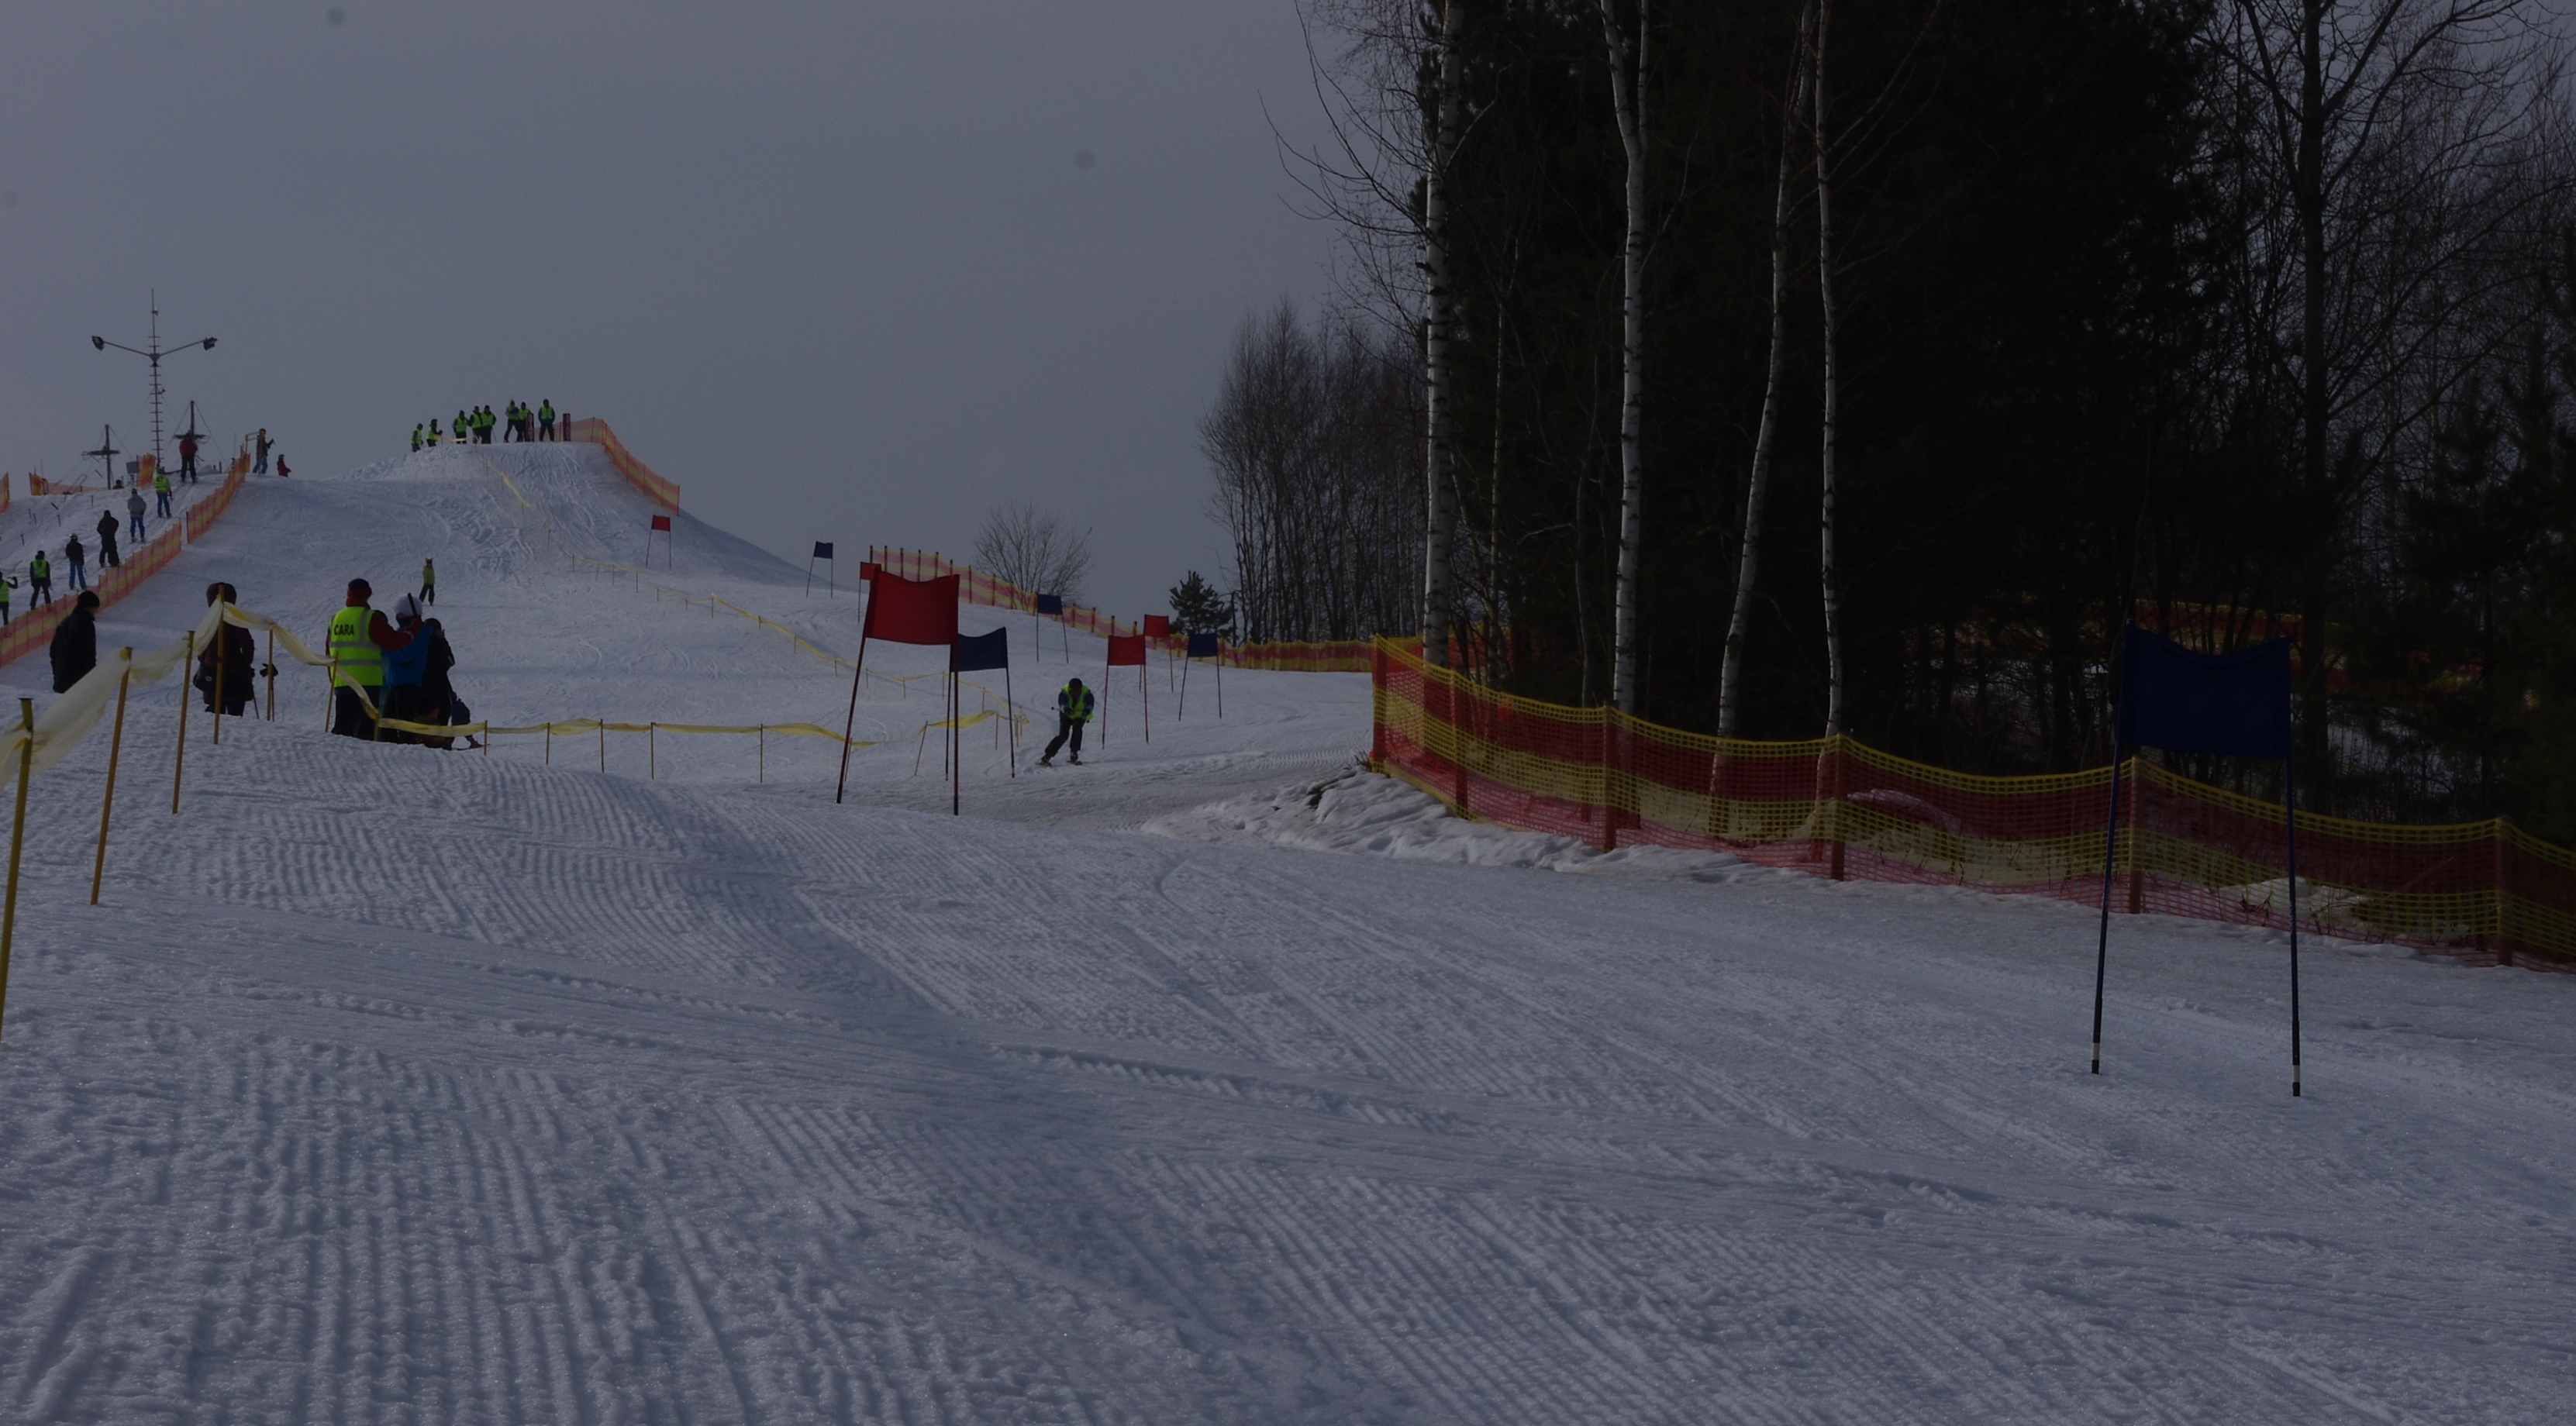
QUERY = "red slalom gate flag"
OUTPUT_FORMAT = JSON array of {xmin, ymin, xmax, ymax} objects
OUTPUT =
[
  {"xmin": 1142, "ymin": 615, "xmax": 1171, "ymax": 638},
  {"xmin": 864, "ymin": 572, "xmax": 959, "ymax": 646},
  {"xmin": 859, "ymin": 561, "xmax": 882, "ymax": 580},
  {"xmin": 650, "ymin": 515, "xmax": 672, "ymax": 532},
  {"xmin": 1106, "ymin": 634, "xmax": 1147, "ymax": 666}
]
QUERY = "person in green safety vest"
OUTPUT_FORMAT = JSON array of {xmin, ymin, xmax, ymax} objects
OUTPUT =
[
  {"xmin": 426, "ymin": 417, "xmax": 441, "ymax": 446},
  {"xmin": 1040, "ymin": 677, "xmax": 1095, "ymax": 766},
  {"xmin": 539, "ymin": 400, "xmax": 556, "ymax": 440},
  {"xmin": 153, "ymin": 465, "xmax": 174, "ymax": 518},
  {"xmin": 454, "ymin": 411, "xmax": 468, "ymax": 443},
  {"xmin": 412, "ymin": 424, "xmax": 424, "ymax": 452},
  {"xmin": 28, "ymin": 551, "xmax": 52, "ymax": 609},
  {"xmin": 420, "ymin": 557, "xmax": 436, "ymax": 607},
  {"xmin": 0, "ymin": 567, "xmax": 17, "ymax": 625},
  {"xmin": 326, "ymin": 577, "xmax": 416, "ymax": 739}
]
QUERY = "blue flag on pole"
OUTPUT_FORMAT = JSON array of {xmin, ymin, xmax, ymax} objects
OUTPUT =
[
  {"xmin": 1034, "ymin": 594, "xmax": 1064, "ymax": 616},
  {"xmin": 951, "ymin": 628, "xmax": 1009, "ymax": 672},
  {"xmin": 812, "ymin": 541, "xmax": 833, "ymax": 559},
  {"xmin": 2116, "ymin": 625, "xmax": 2292, "ymax": 758},
  {"xmin": 1186, "ymin": 632, "xmax": 1221, "ymax": 659}
]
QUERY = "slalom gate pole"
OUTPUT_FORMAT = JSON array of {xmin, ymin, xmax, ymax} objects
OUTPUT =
[
  {"xmin": 0, "ymin": 698, "xmax": 31, "ymax": 1042},
  {"xmin": 950, "ymin": 671, "xmax": 960, "ymax": 817},
  {"xmin": 1141, "ymin": 663, "xmax": 1150, "ymax": 745},
  {"xmin": 2286, "ymin": 755, "xmax": 2302, "ymax": 1097},
  {"xmin": 1216, "ymin": 654, "xmax": 1222, "ymax": 718},
  {"xmin": 2090, "ymin": 740, "xmax": 2124, "ymax": 1075},
  {"xmin": 264, "ymin": 628, "xmax": 276, "ymax": 721},
  {"xmin": 834, "ymin": 625, "xmax": 871, "ymax": 804},
  {"xmin": 91, "ymin": 654, "xmax": 131, "ymax": 905},
  {"xmin": 1181, "ymin": 656, "xmax": 1188, "ymax": 720},
  {"xmin": 172, "ymin": 632, "xmax": 193, "ymax": 812},
  {"xmin": 1005, "ymin": 666, "xmax": 1016, "ymax": 777}
]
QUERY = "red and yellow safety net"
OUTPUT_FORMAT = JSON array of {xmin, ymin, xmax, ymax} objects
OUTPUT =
[{"xmin": 1370, "ymin": 636, "xmax": 2575, "ymax": 970}]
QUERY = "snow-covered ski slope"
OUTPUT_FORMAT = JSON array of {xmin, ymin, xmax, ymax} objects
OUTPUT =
[{"xmin": 0, "ymin": 446, "xmax": 2568, "ymax": 1423}]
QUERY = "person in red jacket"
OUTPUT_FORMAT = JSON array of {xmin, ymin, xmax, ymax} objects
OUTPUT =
[
  {"xmin": 327, "ymin": 577, "xmax": 415, "ymax": 738},
  {"xmin": 178, "ymin": 435, "xmax": 198, "ymax": 484}
]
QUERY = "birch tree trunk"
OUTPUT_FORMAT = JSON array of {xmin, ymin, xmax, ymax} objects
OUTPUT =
[
  {"xmin": 1719, "ymin": 1, "xmax": 1815, "ymax": 738},
  {"xmin": 1600, "ymin": 0, "xmax": 1649, "ymax": 713},
  {"xmin": 1420, "ymin": 0, "xmax": 1467, "ymax": 667},
  {"xmin": 1812, "ymin": 0, "xmax": 1846, "ymax": 736}
]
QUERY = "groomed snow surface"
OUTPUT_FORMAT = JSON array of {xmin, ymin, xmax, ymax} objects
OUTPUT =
[{"xmin": 0, "ymin": 445, "xmax": 2567, "ymax": 1424}]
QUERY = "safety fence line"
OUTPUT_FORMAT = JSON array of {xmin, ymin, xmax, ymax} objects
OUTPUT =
[
  {"xmin": 1367, "ymin": 636, "xmax": 2576, "ymax": 971},
  {"xmin": 0, "ymin": 463, "xmax": 246, "ymax": 672},
  {"xmin": 564, "ymin": 417, "xmax": 681, "ymax": 513},
  {"xmin": 477, "ymin": 459, "xmax": 1027, "ymax": 713},
  {"xmin": 867, "ymin": 546, "xmax": 1384, "ymax": 673}
]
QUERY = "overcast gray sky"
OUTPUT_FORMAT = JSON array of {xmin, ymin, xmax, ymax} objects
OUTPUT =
[{"xmin": 0, "ymin": 1, "xmax": 1336, "ymax": 616}]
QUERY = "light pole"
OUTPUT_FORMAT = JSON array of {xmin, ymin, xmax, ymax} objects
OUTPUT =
[{"xmin": 92, "ymin": 292, "xmax": 216, "ymax": 469}]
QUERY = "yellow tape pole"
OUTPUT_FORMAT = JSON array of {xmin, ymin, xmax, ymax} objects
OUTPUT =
[
  {"xmin": 212, "ymin": 625, "xmax": 224, "ymax": 746},
  {"xmin": 598, "ymin": 717, "xmax": 605, "ymax": 773},
  {"xmin": 172, "ymin": 632, "xmax": 193, "ymax": 813},
  {"xmin": 758, "ymin": 726, "xmax": 765, "ymax": 783},
  {"xmin": 264, "ymin": 627, "xmax": 277, "ymax": 721},
  {"xmin": 649, "ymin": 724, "xmax": 657, "ymax": 780},
  {"xmin": 324, "ymin": 656, "xmax": 336, "ymax": 730},
  {"xmin": 91, "ymin": 653, "xmax": 131, "ymax": 905},
  {"xmin": 545, "ymin": 722, "xmax": 552, "ymax": 765},
  {"xmin": 0, "ymin": 698, "xmax": 31, "ymax": 1041}
]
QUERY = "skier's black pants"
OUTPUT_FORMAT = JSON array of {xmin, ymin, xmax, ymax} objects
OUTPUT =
[
  {"xmin": 1043, "ymin": 715, "xmax": 1085, "ymax": 761},
  {"xmin": 333, "ymin": 685, "xmax": 377, "ymax": 739}
]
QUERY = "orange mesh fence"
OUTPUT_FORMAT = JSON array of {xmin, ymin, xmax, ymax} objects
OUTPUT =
[
  {"xmin": 1371, "ymin": 636, "xmax": 2573, "ymax": 970},
  {"xmin": 0, "ymin": 473, "xmax": 225, "ymax": 670},
  {"xmin": 184, "ymin": 464, "xmax": 246, "ymax": 541},
  {"xmin": 565, "ymin": 417, "xmax": 681, "ymax": 513}
]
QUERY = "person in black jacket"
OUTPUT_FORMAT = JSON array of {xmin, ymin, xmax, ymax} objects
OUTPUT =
[
  {"xmin": 50, "ymin": 591, "xmax": 99, "ymax": 694},
  {"xmin": 193, "ymin": 582, "xmax": 259, "ymax": 715},
  {"xmin": 95, "ymin": 511, "xmax": 121, "ymax": 569},
  {"xmin": 417, "ymin": 616, "xmax": 476, "ymax": 749}
]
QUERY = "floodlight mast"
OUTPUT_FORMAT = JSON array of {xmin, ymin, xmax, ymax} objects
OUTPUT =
[{"xmin": 91, "ymin": 291, "xmax": 216, "ymax": 467}]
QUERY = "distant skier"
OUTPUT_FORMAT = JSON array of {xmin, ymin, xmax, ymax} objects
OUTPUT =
[
  {"xmin": 178, "ymin": 434, "xmax": 198, "ymax": 484},
  {"xmin": 1040, "ymin": 677, "xmax": 1095, "ymax": 766},
  {"xmin": 95, "ymin": 511, "xmax": 120, "ymax": 569},
  {"xmin": 419, "ymin": 557, "xmax": 436, "ymax": 607},
  {"xmin": 63, "ymin": 535, "xmax": 85, "ymax": 592},
  {"xmin": 538, "ymin": 400, "xmax": 555, "ymax": 440},
  {"xmin": 254, "ymin": 428, "xmax": 273, "ymax": 474},
  {"xmin": 274, "ymin": 454, "xmax": 289, "ymax": 479},
  {"xmin": 327, "ymin": 577, "xmax": 414, "ymax": 739},
  {"xmin": 49, "ymin": 591, "xmax": 98, "ymax": 694},
  {"xmin": 127, "ymin": 490, "xmax": 147, "ymax": 541},
  {"xmin": 153, "ymin": 466, "xmax": 173, "ymax": 518},
  {"xmin": 28, "ymin": 551, "xmax": 51, "ymax": 609}
]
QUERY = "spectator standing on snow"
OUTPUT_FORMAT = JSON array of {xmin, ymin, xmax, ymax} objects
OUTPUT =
[
  {"xmin": 378, "ymin": 594, "xmax": 433, "ymax": 742},
  {"xmin": 49, "ymin": 591, "xmax": 98, "ymax": 694},
  {"xmin": 29, "ymin": 552, "xmax": 52, "ymax": 609},
  {"xmin": 327, "ymin": 577, "xmax": 413, "ymax": 739},
  {"xmin": 426, "ymin": 418, "xmax": 442, "ymax": 447},
  {"xmin": 453, "ymin": 411, "xmax": 468, "ymax": 444},
  {"xmin": 127, "ymin": 491, "xmax": 147, "ymax": 542},
  {"xmin": 419, "ymin": 558, "xmax": 436, "ymax": 606},
  {"xmin": 0, "ymin": 570, "xmax": 18, "ymax": 625},
  {"xmin": 411, "ymin": 425, "xmax": 424, "ymax": 453},
  {"xmin": 178, "ymin": 434, "xmax": 198, "ymax": 484},
  {"xmin": 539, "ymin": 400, "xmax": 556, "ymax": 440},
  {"xmin": 95, "ymin": 512, "xmax": 120, "ymax": 569},
  {"xmin": 1040, "ymin": 677, "xmax": 1095, "ymax": 766},
  {"xmin": 255, "ymin": 429, "xmax": 273, "ymax": 474},
  {"xmin": 419, "ymin": 615, "xmax": 474, "ymax": 749},
  {"xmin": 153, "ymin": 465, "xmax": 173, "ymax": 518},
  {"xmin": 194, "ymin": 582, "xmax": 259, "ymax": 716},
  {"xmin": 63, "ymin": 536, "xmax": 86, "ymax": 592}
]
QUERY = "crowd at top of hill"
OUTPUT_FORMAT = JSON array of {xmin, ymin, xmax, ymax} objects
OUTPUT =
[{"xmin": 415, "ymin": 401, "xmax": 561, "ymax": 450}]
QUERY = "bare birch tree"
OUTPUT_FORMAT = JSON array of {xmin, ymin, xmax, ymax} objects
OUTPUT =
[
  {"xmin": 1721, "ymin": 2, "xmax": 1816, "ymax": 738},
  {"xmin": 1814, "ymin": 0, "xmax": 1847, "ymax": 737},
  {"xmin": 974, "ymin": 502, "xmax": 1093, "ymax": 604},
  {"xmin": 1598, "ymin": 0, "xmax": 1650, "ymax": 711}
]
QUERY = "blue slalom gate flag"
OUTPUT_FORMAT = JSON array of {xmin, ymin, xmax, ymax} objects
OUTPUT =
[
  {"xmin": 1034, "ymin": 593, "xmax": 1064, "ymax": 616},
  {"xmin": 1186, "ymin": 632, "xmax": 1220, "ymax": 659},
  {"xmin": 812, "ymin": 541, "xmax": 833, "ymax": 559},
  {"xmin": 951, "ymin": 628, "xmax": 1009, "ymax": 672},
  {"xmin": 2116, "ymin": 626, "xmax": 2292, "ymax": 758},
  {"xmin": 2094, "ymin": 623, "xmax": 2305, "ymax": 1095}
]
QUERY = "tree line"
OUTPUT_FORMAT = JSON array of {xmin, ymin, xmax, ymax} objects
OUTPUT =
[{"xmin": 1194, "ymin": 0, "xmax": 2576, "ymax": 835}]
